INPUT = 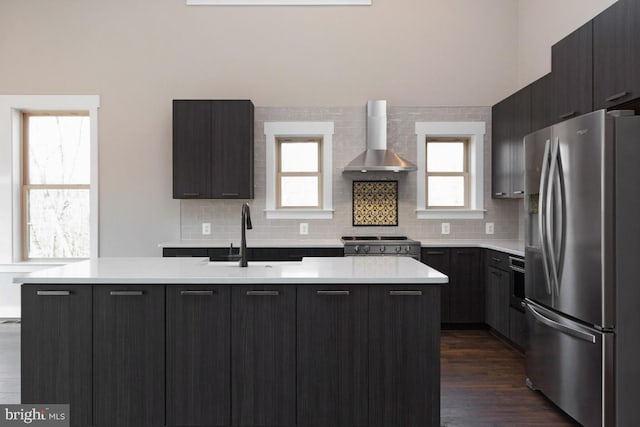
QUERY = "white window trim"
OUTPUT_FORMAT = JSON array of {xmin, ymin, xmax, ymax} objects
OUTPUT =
[
  {"xmin": 264, "ymin": 122, "xmax": 334, "ymax": 219},
  {"xmin": 0, "ymin": 95, "xmax": 100, "ymax": 263},
  {"xmin": 415, "ymin": 121, "xmax": 486, "ymax": 220},
  {"xmin": 187, "ymin": 0, "xmax": 370, "ymax": 5}
]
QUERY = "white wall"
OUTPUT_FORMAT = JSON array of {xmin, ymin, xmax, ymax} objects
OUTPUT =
[
  {"xmin": 516, "ymin": 0, "xmax": 618, "ymax": 89},
  {"xmin": 0, "ymin": 0, "xmax": 518, "ymax": 257}
]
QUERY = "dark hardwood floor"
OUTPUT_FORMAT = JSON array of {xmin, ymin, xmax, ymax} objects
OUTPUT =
[{"xmin": 441, "ymin": 329, "xmax": 579, "ymax": 427}]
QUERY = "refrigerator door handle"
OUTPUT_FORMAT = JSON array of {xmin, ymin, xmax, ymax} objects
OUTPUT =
[
  {"xmin": 538, "ymin": 139, "xmax": 553, "ymax": 295},
  {"xmin": 527, "ymin": 303, "xmax": 597, "ymax": 344},
  {"xmin": 546, "ymin": 137, "xmax": 561, "ymax": 296}
]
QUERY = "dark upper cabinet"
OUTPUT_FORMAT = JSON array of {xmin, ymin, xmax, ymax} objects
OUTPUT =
[
  {"xmin": 369, "ymin": 286, "xmax": 440, "ymax": 427},
  {"xmin": 166, "ymin": 285, "xmax": 231, "ymax": 427},
  {"xmin": 551, "ymin": 21, "xmax": 593, "ymax": 122},
  {"xmin": 231, "ymin": 285, "xmax": 296, "ymax": 427},
  {"xmin": 173, "ymin": 100, "xmax": 254, "ymax": 199},
  {"xmin": 21, "ymin": 285, "xmax": 92, "ymax": 427},
  {"xmin": 530, "ymin": 74, "xmax": 554, "ymax": 132},
  {"xmin": 594, "ymin": 0, "xmax": 640, "ymax": 109},
  {"xmin": 297, "ymin": 285, "xmax": 368, "ymax": 427},
  {"xmin": 421, "ymin": 248, "xmax": 452, "ymax": 322},
  {"xmin": 93, "ymin": 285, "xmax": 165, "ymax": 427},
  {"xmin": 492, "ymin": 86, "xmax": 530, "ymax": 199}
]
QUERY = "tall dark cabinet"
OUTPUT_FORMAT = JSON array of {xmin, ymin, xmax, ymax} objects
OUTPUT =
[
  {"xmin": 173, "ymin": 100, "xmax": 254, "ymax": 199},
  {"xmin": 231, "ymin": 285, "xmax": 296, "ymax": 427},
  {"xmin": 166, "ymin": 285, "xmax": 231, "ymax": 427},
  {"xmin": 491, "ymin": 87, "xmax": 530, "ymax": 199},
  {"xmin": 297, "ymin": 285, "xmax": 369, "ymax": 427},
  {"xmin": 593, "ymin": 0, "xmax": 640, "ymax": 109},
  {"xmin": 93, "ymin": 285, "xmax": 165, "ymax": 427},
  {"xmin": 21, "ymin": 285, "xmax": 92, "ymax": 427},
  {"xmin": 551, "ymin": 21, "xmax": 593, "ymax": 121}
]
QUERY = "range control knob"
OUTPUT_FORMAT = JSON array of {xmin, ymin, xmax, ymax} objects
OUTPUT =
[
  {"xmin": 395, "ymin": 246, "xmax": 402, "ymax": 253},
  {"xmin": 354, "ymin": 245, "xmax": 360, "ymax": 253},
  {"xmin": 404, "ymin": 246, "xmax": 411, "ymax": 254},
  {"xmin": 379, "ymin": 246, "xmax": 386, "ymax": 253},
  {"xmin": 363, "ymin": 245, "xmax": 370, "ymax": 254}
]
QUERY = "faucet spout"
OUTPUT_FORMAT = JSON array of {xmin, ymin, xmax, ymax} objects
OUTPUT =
[{"xmin": 240, "ymin": 203, "xmax": 252, "ymax": 267}]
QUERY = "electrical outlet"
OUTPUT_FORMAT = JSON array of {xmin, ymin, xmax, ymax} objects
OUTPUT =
[
  {"xmin": 485, "ymin": 222, "xmax": 495, "ymax": 234},
  {"xmin": 202, "ymin": 222, "xmax": 211, "ymax": 235},
  {"xmin": 299, "ymin": 223, "xmax": 309, "ymax": 235},
  {"xmin": 441, "ymin": 222, "xmax": 450, "ymax": 235}
]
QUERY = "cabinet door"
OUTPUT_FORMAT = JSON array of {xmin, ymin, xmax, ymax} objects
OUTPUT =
[
  {"xmin": 594, "ymin": 0, "xmax": 640, "ymax": 109},
  {"xmin": 421, "ymin": 248, "xmax": 452, "ymax": 322},
  {"xmin": 232, "ymin": 286, "xmax": 295, "ymax": 426},
  {"xmin": 211, "ymin": 100, "xmax": 254, "ymax": 199},
  {"xmin": 509, "ymin": 306, "xmax": 527, "ymax": 350},
  {"xmin": 531, "ymin": 74, "xmax": 554, "ymax": 132},
  {"xmin": 166, "ymin": 285, "xmax": 230, "ymax": 427},
  {"xmin": 485, "ymin": 266, "xmax": 510, "ymax": 337},
  {"xmin": 510, "ymin": 86, "xmax": 531, "ymax": 197},
  {"xmin": 21, "ymin": 285, "xmax": 92, "ymax": 427},
  {"xmin": 449, "ymin": 249, "xmax": 484, "ymax": 323},
  {"xmin": 369, "ymin": 286, "xmax": 440, "ymax": 427},
  {"xmin": 173, "ymin": 100, "xmax": 212, "ymax": 199},
  {"xmin": 93, "ymin": 285, "xmax": 164, "ymax": 427},
  {"xmin": 491, "ymin": 99, "xmax": 512, "ymax": 198},
  {"xmin": 551, "ymin": 21, "xmax": 593, "ymax": 122},
  {"xmin": 297, "ymin": 285, "xmax": 368, "ymax": 427}
]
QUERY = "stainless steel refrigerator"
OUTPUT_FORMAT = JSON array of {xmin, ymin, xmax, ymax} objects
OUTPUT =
[{"xmin": 524, "ymin": 109, "xmax": 640, "ymax": 427}]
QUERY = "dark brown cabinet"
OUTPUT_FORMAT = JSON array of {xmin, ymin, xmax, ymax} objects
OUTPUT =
[
  {"xmin": 551, "ymin": 21, "xmax": 593, "ymax": 122},
  {"xmin": 530, "ymin": 74, "xmax": 554, "ymax": 132},
  {"xmin": 93, "ymin": 285, "xmax": 165, "ymax": 427},
  {"xmin": 166, "ymin": 285, "xmax": 231, "ymax": 427},
  {"xmin": 492, "ymin": 87, "xmax": 531, "ymax": 199},
  {"xmin": 173, "ymin": 100, "xmax": 254, "ymax": 199},
  {"xmin": 369, "ymin": 286, "xmax": 440, "ymax": 427},
  {"xmin": 509, "ymin": 306, "xmax": 527, "ymax": 350},
  {"xmin": 485, "ymin": 265, "xmax": 510, "ymax": 338},
  {"xmin": 21, "ymin": 285, "xmax": 92, "ymax": 427},
  {"xmin": 232, "ymin": 285, "xmax": 296, "ymax": 427},
  {"xmin": 421, "ymin": 247, "xmax": 483, "ymax": 324},
  {"xmin": 594, "ymin": 0, "xmax": 640, "ymax": 109},
  {"xmin": 297, "ymin": 285, "xmax": 369, "ymax": 427}
]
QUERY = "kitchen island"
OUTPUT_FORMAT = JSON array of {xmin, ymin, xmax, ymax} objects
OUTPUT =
[{"xmin": 17, "ymin": 256, "xmax": 446, "ymax": 427}]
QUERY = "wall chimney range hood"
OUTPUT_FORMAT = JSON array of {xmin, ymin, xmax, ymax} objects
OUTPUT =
[{"xmin": 343, "ymin": 100, "xmax": 417, "ymax": 173}]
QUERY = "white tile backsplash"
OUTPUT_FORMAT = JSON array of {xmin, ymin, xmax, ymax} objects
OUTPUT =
[{"xmin": 180, "ymin": 106, "xmax": 522, "ymax": 242}]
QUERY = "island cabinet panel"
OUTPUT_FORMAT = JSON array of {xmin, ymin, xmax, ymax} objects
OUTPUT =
[
  {"xmin": 421, "ymin": 248, "xmax": 452, "ymax": 322},
  {"xmin": 93, "ymin": 285, "xmax": 165, "ymax": 427},
  {"xmin": 297, "ymin": 285, "xmax": 369, "ymax": 427},
  {"xmin": 21, "ymin": 285, "xmax": 92, "ymax": 427},
  {"xmin": 166, "ymin": 285, "xmax": 231, "ymax": 427},
  {"xmin": 369, "ymin": 286, "xmax": 440, "ymax": 427},
  {"xmin": 231, "ymin": 285, "xmax": 296, "ymax": 427}
]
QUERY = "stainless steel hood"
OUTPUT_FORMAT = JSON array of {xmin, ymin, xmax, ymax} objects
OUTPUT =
[{"xmin": 343, "ymin": 100, "xmax": 417, "ymax": 172}]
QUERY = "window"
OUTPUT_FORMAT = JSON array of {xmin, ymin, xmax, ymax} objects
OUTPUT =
[
  {"xmin": 264, "ymin": 122, "xmax": 334, "ymax": 219},
  {"xmin": 276, "ymin": 137, "xmax": 322, "ymax": 208},
  {"xmin": 0, "ymin": 95, "xmax": 99, "ymax": 263},
  {"xmin": 415, "ymin": 121, "xmax": 486, "ymax": 219},
  {"xmin": 426, "ymin": 137, "xmax": 469, "ymax": 209},
  {"xmin": 22, "ymin": 112, "xmax": 91, "ymax": 260}
]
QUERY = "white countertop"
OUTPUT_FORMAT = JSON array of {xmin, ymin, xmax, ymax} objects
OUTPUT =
[
  {"xmin": 13, "ymin": 257, "xmax": 448, "ymax": 285},
  {"xmin": 159, "ymin": 239, "xmax": 524, "ymax": 257}
]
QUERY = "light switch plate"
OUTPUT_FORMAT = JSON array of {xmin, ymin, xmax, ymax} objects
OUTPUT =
[
  {"xmin": 485, "ymin": 222, "xmax": 494, "ymax": 234},
  {"xmin": 202, "ymin": 223, "xmax": 211, "ymax": 235},
  {"xmin": 299, "ymin": 223, "xmax": 309, "ymax": 235},
  {"xmin": 441, "ymin": 222, "xmax": 450, "ymax": 235}
]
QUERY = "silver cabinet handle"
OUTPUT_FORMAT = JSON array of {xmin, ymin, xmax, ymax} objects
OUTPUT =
[
  {"xmin": 559, "ymin": 111, "xmax": 576, "ymax": 120},
  {"xmin": 491, "ymin": 257, "xmax": 502, "ymax": 263},
  {"xmin": 317, "ymin": 290, "xmax": 350, "ymax": 296},
  {"xmin": 182, "ymin": 192, "xmax": 200, "ymax": 197},
  {"xmin": 109, "ymin": 291, "xmax": 144, "ymax": 296},
  {"xmin": 246, "ymin": 290, "xmax": 280, "ymax": 296},
  {"xmin": 426, "ymin": 250, "xmax": 444, "ymax": 255},
  {"xmin": 513, "ymin": 190, "xmax": 525, "ymax": 195},
  {"xmin": 389, "ymin": 290, "xmax": 422, "ymax": 296},
  {"xmin": 36, "ymin": 290, "xmax": 71, "ymax": 296},
  {"xmin": 494, "ymin": 192, "xmax": 506, "ymax": 197},
  {"xmin": 606, "ymin": 91, "xmax": 629, "ymax": 102},
  {"xmin": 180, "ymin": 290, "xmax": 214, "ymax": 296},
  {"xmin": 221, "ymin": 192, "xmax": 239, "ymax": 197}
]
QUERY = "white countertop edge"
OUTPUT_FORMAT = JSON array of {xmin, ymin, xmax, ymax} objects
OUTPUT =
[
  {"xmin": 421, "ymin": 240, "xmax": 524, "ymax": 257},
  {"xmin": 14, "ymin": 277, "xmax": 448, "ymax": 285}
]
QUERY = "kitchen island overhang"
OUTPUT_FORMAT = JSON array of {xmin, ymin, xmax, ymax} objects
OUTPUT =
[{"xmin": 17, "ymin": 256, "xmax": 446, "ymax": 427}]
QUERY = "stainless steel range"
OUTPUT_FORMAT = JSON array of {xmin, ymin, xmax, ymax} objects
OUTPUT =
[{"xmin": 341, "ymin": 236, "xmax": 421, "ymax": 260}]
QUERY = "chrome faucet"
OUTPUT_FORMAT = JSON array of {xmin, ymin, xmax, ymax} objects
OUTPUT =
[{"xmin": 239, "ymin": 203, "xmax": 252, "ymax": 267}]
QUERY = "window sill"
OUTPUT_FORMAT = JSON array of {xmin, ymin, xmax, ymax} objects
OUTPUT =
[
  {"xmin": 265, "ymin": 209, "xmax": 334, "ymax": 220},
  {"xmin": 416, "ymin": 209, "xmax": 486, "ymax": 220}
]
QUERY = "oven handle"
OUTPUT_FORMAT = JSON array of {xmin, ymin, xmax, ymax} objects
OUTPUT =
[{"xmin": 508, "ymin": 256, "xmax": 525, "ymax": 274}]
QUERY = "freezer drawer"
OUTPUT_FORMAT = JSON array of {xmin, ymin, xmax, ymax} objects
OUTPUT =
[{"xmin": 525, "ymin": 300, "xmax": 614, "ymax": 427}]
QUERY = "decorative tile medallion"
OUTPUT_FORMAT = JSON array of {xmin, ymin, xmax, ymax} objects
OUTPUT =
[{"xmin": 352, "ymin": 181, "xmax": 398, "ymax": 226}]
